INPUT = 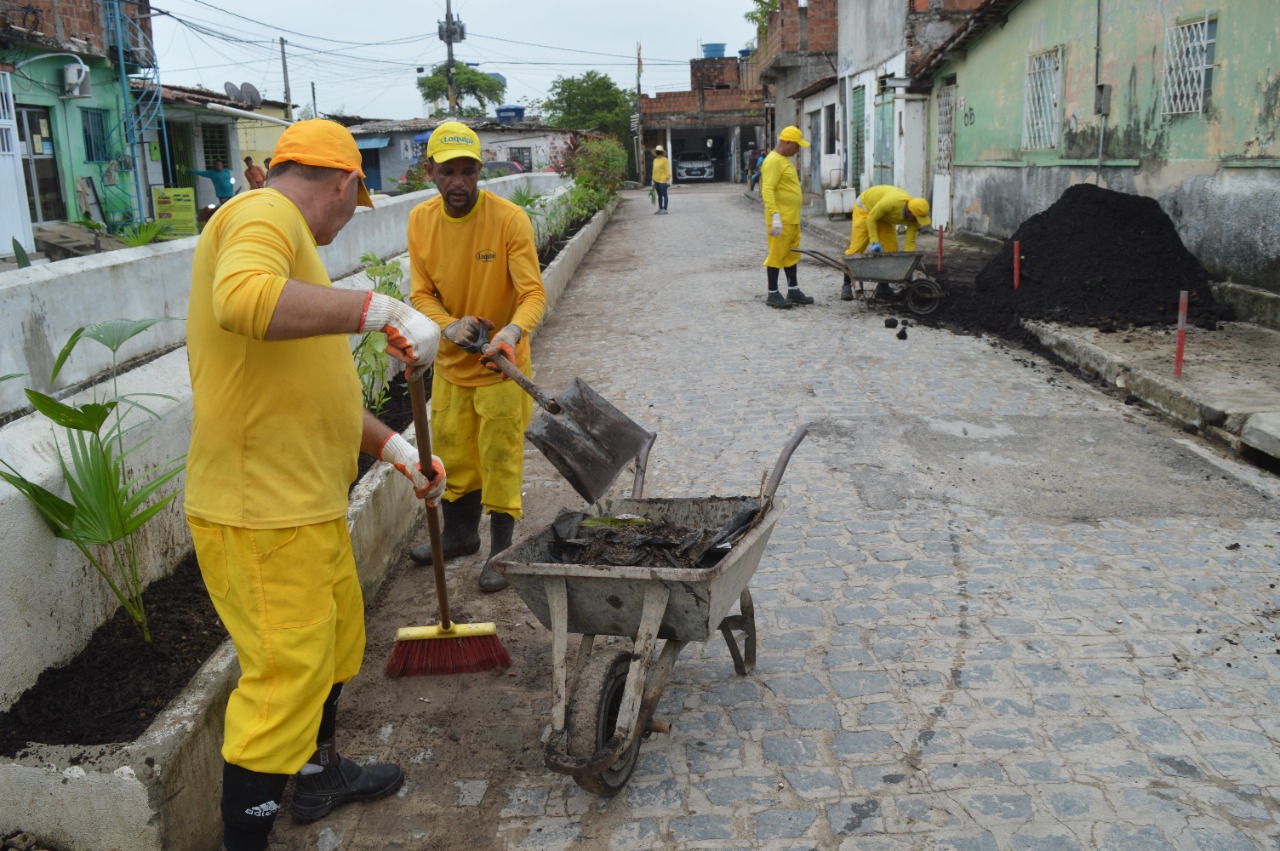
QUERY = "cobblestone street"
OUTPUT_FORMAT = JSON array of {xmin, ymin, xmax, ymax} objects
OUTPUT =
[{"xmin": 274, "ymin": 183, "xmax": 1280, "ymax": 851}]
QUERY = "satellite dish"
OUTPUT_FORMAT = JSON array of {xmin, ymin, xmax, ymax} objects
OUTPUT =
[
  {"xmin": 223, "ymin": 81, "xmax": 243, "ymax": 103},
  {"xmin": 241, "ymin": 82, "xmax": 262, "ymax": 108}
]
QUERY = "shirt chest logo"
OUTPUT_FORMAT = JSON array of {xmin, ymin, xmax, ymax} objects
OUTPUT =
[{"xmin": 476, "ymin": 249, "xmax": 497, "ymax": 262}]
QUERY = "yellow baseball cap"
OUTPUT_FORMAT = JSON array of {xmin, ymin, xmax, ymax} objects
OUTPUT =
[
  {"xmin": 779, "ymin": 125, "xmax": 810, "ymax": 148},
  {"xmin": 271, "ymin": 119, "xmax": 373, "ymax": 207},
  {"xmin": 427, "ymin": 121, "xmax": 482, "ymax": 163},
  {"xmin": 908, "ymin": 197, "xmax": 932, "ymax": 227}
]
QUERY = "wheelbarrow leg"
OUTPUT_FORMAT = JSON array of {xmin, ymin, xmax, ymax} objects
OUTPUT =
[
  {"xmin": 614, "ymin": 582, "xmax": 670, "ymax": 740},
  {"xmin": 718, "ymin": 588, "xmax": 757, "ymax": 676}
]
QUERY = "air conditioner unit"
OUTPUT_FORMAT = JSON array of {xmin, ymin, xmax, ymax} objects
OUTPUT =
[{"xmin": 62, "ymin": 63, "xmax": 91, "ymax": 98}]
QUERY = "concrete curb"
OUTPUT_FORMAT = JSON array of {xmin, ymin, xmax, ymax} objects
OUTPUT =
[{"xmin": 0, "ymin": 193, "xmax": 623, "ymax": 851}]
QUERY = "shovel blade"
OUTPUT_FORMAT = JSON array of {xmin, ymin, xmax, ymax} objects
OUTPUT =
[{"xmin": 526, "ymin": 377, "xmax": 653, "ymax": 504}]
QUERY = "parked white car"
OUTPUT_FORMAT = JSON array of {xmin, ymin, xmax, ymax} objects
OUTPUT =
[{"xmin": 674, "ymin": 151, "xmax": 715, "ymax": 182}]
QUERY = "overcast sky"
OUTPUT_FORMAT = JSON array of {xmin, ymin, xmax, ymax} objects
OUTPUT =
[{"xmin": 151, "ymin": 0, "xmax": 759, "ymax": 120}]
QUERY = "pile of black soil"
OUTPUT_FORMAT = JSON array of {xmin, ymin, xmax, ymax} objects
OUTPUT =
[
  {"xmin": 0, "ymin": 554, "xmax": 226, "ymax": 756},
  {"xmin": 932, "ymin": 184, "xmax": 1228, "ymax": 344}
]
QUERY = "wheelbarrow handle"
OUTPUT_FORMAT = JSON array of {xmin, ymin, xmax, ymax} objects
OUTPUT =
[{"xmin": 486, "ymin": 350, "xmax": 563, "ymax": 415}]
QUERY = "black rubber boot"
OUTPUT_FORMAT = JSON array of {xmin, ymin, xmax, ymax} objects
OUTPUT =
[
  {"xmin": 290, "ymin": 757, "xmax": 403, "ymax": 823},
  {"xmin": 479, "ymin": 513, "xmax": 514, "ymax": 592},
  {"xmin": 410, "ymin": 490, "xmax": 483, "ymax": 564},
  {"xmin": 840, "ymin": 280, "xmax": 854, "ymax": 301}
]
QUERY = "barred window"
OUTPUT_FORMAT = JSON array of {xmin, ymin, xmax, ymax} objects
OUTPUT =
[
  {"xmin": 507, "ymin": 146, "xmax": 532, "ymax": 170},
  {"xmin": 1022, "ymin": 46, "xmax": 1063, "ymax": 151},
  {"xmin": 202, "ymin": 123, "xmax": 231, "ymax": 167},
  {"xmin": 82, "ymin": 107, "xmax": 111, "ymax": 162},
  {"xmin": 936, "ymin": 84, "xmax": 956, "ymax": 174},
  {"xmin": 1161, "ymin": 15, "xmax": 1216, "ymax": 115}
]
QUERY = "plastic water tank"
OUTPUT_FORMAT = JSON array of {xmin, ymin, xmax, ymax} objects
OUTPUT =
[
  {"xmin": 496, "ymin": 105, "xmax": 525, "ymax": 125},
  {"xmin": 701, "ymin": 43, "xmax": 726, "ymax": 59}
]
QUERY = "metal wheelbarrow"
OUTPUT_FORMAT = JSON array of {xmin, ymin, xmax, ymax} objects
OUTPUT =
[
  {"xmin": 492, "ymin": 427, "xmax": 807, "ymax": 796},
  {"xmin": 793, "ymin": 248, "xmax": 946, "ymax": 316}
]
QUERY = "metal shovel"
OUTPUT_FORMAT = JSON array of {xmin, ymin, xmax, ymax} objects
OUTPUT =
[{"xmin": 486, "ymin": 353, "xmax": 656, "ymax": 504}]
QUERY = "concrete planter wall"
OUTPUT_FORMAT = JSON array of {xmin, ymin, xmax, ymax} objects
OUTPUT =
[{"xmin": 0, "ymin": 190, "xmax": 621, "ymax": 850}]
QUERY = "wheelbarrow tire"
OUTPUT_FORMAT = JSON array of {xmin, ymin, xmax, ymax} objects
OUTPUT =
[
  {"xmin": 905, "ymin": 278, "xmax": 944, "ymax": 316},
  {"xmin": 566, "ymin": 647, "xmax": 642, "ymax": 796}
]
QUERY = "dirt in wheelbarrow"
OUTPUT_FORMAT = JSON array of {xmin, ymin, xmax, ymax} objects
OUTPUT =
[{"xmin": 916, "ymin": 183, "xmax": 1232, "ymax": 348}]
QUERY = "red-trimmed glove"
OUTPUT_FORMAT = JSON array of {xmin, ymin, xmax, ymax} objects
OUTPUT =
[
  {"xmin": 480, "ymin": 323, "xmax": 521, "ymax": 373},
  {"xmin": 377, "ymin": 433, "xmax": 446, "ymax": 506},
  {"xmin": 443, "ymin": 315, "xmax": 495, "ymax": 353},
  {"xmin": 360, "ymin": 293, "xmax": 440, "ymax": 370}
]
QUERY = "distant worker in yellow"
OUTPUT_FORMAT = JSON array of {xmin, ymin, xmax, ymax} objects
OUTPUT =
[
  {"xmin": 759, "ymin": 125, "xmax": 814, "ymax": 309},
  {"xmin": 651, "ymin": 145, "xmax": 671, "ymax": 214},
  {"xmin": 842, "ymin": 185, "xmax": 931, "ymax": 301}
]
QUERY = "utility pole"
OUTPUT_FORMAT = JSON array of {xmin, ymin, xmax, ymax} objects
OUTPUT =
[
  {"xmin": 279, "ymin": 37, "xmax": 293, "ymax": 121},
  {"xmin": 439, "ymin": 0, "xmax": 465, "ymax": 116},
  {"xmin": 311, "ymin": 81, "xmax": 317, "ymax": 118},
  {"xmin": 636, "ymin": 42, "xmax": 644, "ymax": 183}
]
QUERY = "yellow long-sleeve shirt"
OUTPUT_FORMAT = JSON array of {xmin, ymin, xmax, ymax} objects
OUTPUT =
[
  {"xmin": 408, "ymin": 190, "xmax": 547, "ymax": 386},
  {"xmin": 185, "ymin": 189, "xmax": 363, "ymax": 528},
  {"xmin": 760, "ymin": 151, "xmax": 802, "ymax": 225},
  {"xmin": 859, "ymin": 185, "xmax": 921, "ymax": 252},
  {"xmin": 652, "ymin": 155, "xmax": 671, "ymax": 184}
]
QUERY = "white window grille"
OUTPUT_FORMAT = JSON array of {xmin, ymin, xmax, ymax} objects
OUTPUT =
[
  {"xmin": 936, "ymin": 84, "xmax": 956, "ymax": 174},
  {"xmin": 1161, "ymin": 14, "xmax": 1216, "ymax": 115},
  {"xmin": 1022, "ymin": 47, "xmax": 1062, "ymax": 150}
]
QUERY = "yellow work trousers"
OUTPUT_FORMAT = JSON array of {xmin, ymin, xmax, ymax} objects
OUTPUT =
[
  {"xmin": 845, "ymin": 207, "xmax": 900, "ymax": 255},
  {"xmin": 764, "ymin": 223, "xmax": 801, "ymax": 268},
  {"xmin": 431, "ymin": 370, "xmax": 534, "ymax": 519},
  {"xmin": 187, "ymin": 515, "xmax": 364, "ymax": 774}
]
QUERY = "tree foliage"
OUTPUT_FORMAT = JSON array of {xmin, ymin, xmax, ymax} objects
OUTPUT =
[
  {"xmin": 417, "ymin": 62, "xmax": 507, "ymax": 115},
  {"xmin": 542, "ymin": 71, "xmax": 634, "ymax": 138}
]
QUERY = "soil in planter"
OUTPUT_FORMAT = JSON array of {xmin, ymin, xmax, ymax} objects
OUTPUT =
[
  {"xmin": 537, "ymin": 214, "xmax": 594, "ymax": 269},
  {"xmin": 0, "ymin": 553, "xmax": 227, "ymax": 756}
]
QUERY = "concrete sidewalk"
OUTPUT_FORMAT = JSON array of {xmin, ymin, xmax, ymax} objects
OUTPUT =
[{"xmin": 783, "ymin": 192, "xmax": 1280, "ymax": 465}]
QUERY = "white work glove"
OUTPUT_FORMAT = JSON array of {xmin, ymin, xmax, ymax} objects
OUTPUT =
[
  {"xmin": 443, "ymin": 315, "xmax": 495, "ymax": 353},
  {"xmin": 377, "ymin": 432, "xmax": 446, "ymax": 506},
  {"xmin": 869, "ymin": 242, "xmax": 883, "ymax": 254},
  {"xmin": 480, "ymin": 324, "xmax": 521, "ymax": 373},
  {"xmin": 769, "ymin": 213, "xmax": 783, "ymax": 237},
  {"xmin": 360, "ymin": 293, "xmax": 440, "ymax": 373}
]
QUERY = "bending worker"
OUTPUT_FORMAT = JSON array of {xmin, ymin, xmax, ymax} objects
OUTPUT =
[
  {"xmin": 759, "ymin": 125, "xmax": 815, "ymax": 309},
  {"xmin": 186, "ymin": 119, "xmax": 446, "ymax": 848},
  {"xmin": 842, "ymin": 184, "xmax": 931, "ymax": 301},
  {"xmin": 407, "ymin": 120, "xmax": 547, "ymax": 593}
]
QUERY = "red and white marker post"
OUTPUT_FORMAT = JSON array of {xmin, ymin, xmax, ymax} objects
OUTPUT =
[
  {"xmin": 1013, "ymin": 240, "xmax": 1021, "ymax": 290},
  {"xmin": 1174, "ymin": 290, "xmax": 1188, "ymax": 377}
]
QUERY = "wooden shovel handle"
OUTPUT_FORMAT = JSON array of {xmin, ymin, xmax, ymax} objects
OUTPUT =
[
  {"xmin": 408, "ymin": 372, "xmax": 452, "ymax": 631},
  {"xmin": 486, "ymin": 351, "xmax": 562, "ymax": 414}
]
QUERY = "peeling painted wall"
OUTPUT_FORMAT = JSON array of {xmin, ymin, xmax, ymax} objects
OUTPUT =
[{"xmin": 931, "ymin": 0, "xmax": 1280, "ymax": 292}]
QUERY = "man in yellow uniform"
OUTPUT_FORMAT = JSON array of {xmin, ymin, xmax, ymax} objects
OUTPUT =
[
  {"xmin": 651, "ymin": 145, "xmax": 671, "ymax": 214},
  {"xmin": 186, "ymin": 119, "xmax": 446, "ymax": 850},
  {"xmin": 842, "ymin": 184, "xmax": 931, "ymax": 301},
  {"xmin": 407, "ymin": 121, "xmax": 547, "ymax": 593},
  {"xmin": 760, "ymin": 125, "xmax": 815, "ymax": 309}
]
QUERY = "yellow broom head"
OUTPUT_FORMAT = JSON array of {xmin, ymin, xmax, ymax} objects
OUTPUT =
[{"xmin": 395, "ymin": 622, "xmax": 497, "ymax": 641}]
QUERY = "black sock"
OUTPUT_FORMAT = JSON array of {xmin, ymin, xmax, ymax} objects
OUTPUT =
[
  {"xmin": 222, "ymin": 762, "xmax": 289, "ymax": 851},
  {"xmin": 784, "ymin": 266, "xmax": 798, "ymax": 289},
  {"xmin": 300, "ymin": 683, "xmax": 343, "ymax": 775},
  {"xmin": 767, "ymin": 267, "xmax": 780, "ymax": 292}
]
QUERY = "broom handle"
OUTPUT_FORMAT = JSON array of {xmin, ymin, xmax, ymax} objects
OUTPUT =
[{"xmin": 408, "ymin": 371, "xmax": 452, "ymax": 631}]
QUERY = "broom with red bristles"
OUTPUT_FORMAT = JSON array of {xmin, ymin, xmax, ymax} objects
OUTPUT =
[{"xmin": 385, "ymin": 368, "xmax": 511, "ymax": 677}]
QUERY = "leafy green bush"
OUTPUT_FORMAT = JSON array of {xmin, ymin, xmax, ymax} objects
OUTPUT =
[
  {"xmin": 562, "ymin": 137, "xmax": 628, "ymax": 198},
  {"xmin": 353, "ymin": 252, "xmax": 405, "ymax": 416},
  {"xmin": 118, "ymin": 220, "xmax": 173, "ymax": 247},
  {"xmin": 388, "ymin": 160, "xmax": 435, "ymax": 194},
  {"xmin": 0, "ymin": 319, "xmax": 185, "ymax": 642}
]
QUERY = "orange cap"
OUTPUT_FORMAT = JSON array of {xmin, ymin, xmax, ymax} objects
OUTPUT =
[{"xmin": 271, "ymin": 119, "xmax": 373, "ymax": 207}]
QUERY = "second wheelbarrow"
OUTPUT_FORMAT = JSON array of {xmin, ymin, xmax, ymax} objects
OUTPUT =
[{"xmin": 794, "ymin": 247, "xmax": 946, "ymax": 316}]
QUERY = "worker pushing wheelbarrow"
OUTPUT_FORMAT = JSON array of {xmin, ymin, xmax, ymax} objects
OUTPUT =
[{"xmin": 491, "ymin": 426, "xmax": 808, "ymax": 796}]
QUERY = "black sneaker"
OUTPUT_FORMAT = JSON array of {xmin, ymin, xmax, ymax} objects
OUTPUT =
[
  {"xmin": 291, "ymin": 758, "xmax": 403, "ymax": 823},
  {"xmin": 787, "ymin": 288, "xmax": 815, "ymax": 305},
  {"xmin": 765, "ymin": 290, "xmax": 792, "ymax": 309}
]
